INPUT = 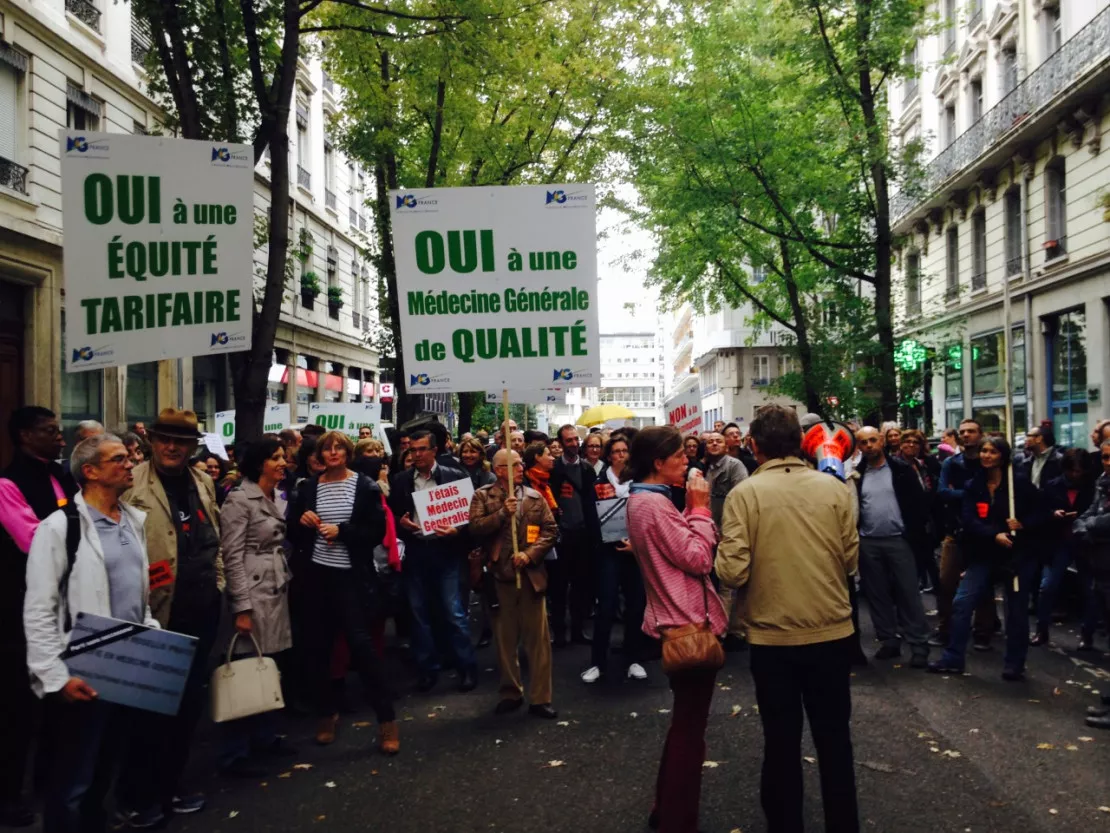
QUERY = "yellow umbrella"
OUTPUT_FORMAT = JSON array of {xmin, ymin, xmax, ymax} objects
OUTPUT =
[{"xmin": 578, "ymin": 404, "xmax": 635, "ymax": 427}]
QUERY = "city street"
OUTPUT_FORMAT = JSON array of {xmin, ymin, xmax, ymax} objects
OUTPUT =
[{"xmin": 123, "ymin": 609, "xmax": 1110, "ymax": 833}]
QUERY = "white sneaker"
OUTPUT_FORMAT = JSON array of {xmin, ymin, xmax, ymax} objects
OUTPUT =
[
  {"xmin": 626, "ymin": 663, "xmax": 647, "ymax": 681},
  {"xmin": 580, "ymin": 666, "xmax": 602, "ymax": 684}
]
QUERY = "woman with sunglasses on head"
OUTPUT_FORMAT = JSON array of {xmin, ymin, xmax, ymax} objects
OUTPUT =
[
  {"xmin": 580, "ymin": 435, "xmax": 649, "ymax": 685},
  {"xmin": 928, "ymin": 437, "xmax": 1045, "ymax": 680}
]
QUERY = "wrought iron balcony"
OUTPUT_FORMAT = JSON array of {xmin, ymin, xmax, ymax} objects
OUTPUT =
[
  {"xmin": 131, "ymin": 17, "xmax": 152, "ymax": 64},
  {"xmin": 970, "ymin": 271, "xmax": 986, "ymax": 291},
  {"xmin": 297, "ymin": 165, "xmax": 311, "ymax": 190},
  {"xmin": 325, "ymin": 189, "xmax": 337, "ymax": 211},
  {"xmin": 0, "ymin": 156, "xmax": 29, "ymax": 194},
  {"xmin": 1005, "ymin": 254, "xmax": 1024, "ymax": 276},
  {"xmin": 67, "ymin": 0, "xmax": 101, "ymax": 30},
  {"xmin": 893, "ymin": 4, "xmax": 1110, "ymax": 222}
]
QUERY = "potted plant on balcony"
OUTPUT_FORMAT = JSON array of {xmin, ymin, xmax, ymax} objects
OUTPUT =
[
  {"xmin": 1100, "ymin": 192, "xmax": 1110, "ymax": 223},
  {"xmin": 327, "ymin": 285, "xmax": 344, "ymax": 318},
  {"xmin": 300, "ymin": 271, "xmax": 322, "ymax": 309},
  {"xmin": 1042, "ymin": 238, "xmax": 1063, "ymax": 258}
]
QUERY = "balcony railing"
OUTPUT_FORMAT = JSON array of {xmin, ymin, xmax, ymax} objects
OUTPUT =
[
  {"xmin": 1005, "ymin": 254, "xmax": 1024, "ymax": 276},
  {"xmin": 0, "ymin": 156, "xmax": 29, "ymax": 194},
  {"xmin": 297, "ymin": 165, "xmax": 311, "ymax": 190},
  {"xmin": 131, "ymin": 17, "xmax": 152, "ymax": 64},
  {"xmin": 893, "ymin": 4, "xmax": 1110, "ymax": 222},
  {"xmin": 325, "ymin": 189, "xmax": 337, "ymax": 211},
  {"xmin": 66, "ymin": 0, "xmax": 101, "ymax": 30},
  {"xmin": 970, "ymin": 271, "xmax": 987, "ymax": 291}
]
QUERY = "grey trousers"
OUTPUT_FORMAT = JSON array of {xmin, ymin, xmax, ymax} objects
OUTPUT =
[{"xmin": 859, "ymin": 536, "xmax": 930, "ymax": 651}]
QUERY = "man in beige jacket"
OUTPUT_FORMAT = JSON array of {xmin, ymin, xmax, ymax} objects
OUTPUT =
[
  {"xmin": 716, "ymin": 404, "xmax": 860, "ymax": 833},
  {"xmin": 116, "ymin": 408, "xmax": 224, "ymax": 824}
]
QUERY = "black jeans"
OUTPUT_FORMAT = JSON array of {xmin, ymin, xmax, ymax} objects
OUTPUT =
[
  {"xmin": 750, "ymin": 636, "xmax": 859, "ymax": 833},
  {"xmin": 591, "ymin": 549, "xmax": 647, "ymax": 673},
  {"xmin": 304, "ymin": 562, "xmax": 395, "ymax": 722},
  {"xmin": 548, "ymin": 528, "xmax": 594, "ymax": 639},
  {"xmin": 0, "ymin": 640, "xmax": 37, "ymax": 807},
  {"xmin": 117, "ymin": 597, "xmax": 221, "ymax": 811}
]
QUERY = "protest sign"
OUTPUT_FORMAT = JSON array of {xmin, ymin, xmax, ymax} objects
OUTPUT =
[
  {"xmin": 411, "ymin": 478, "xmax": 476, "ymax": 536},
  {"xmin": 63, "ymin": 612, "xmax": 197, "ymax": 716},
  {"xmin": 484, "ymin": 390, "xmax": 566, "ymax": 404},
  {"xmin": 308, "ymin": 403, "xmax": 388, "ymax": 448},
  {"xmin": 666, "ymin": 387, "xmax": 703, "ymax": 435},
  {"xmin": 201, "ymin": 433, "xmax": 229, "ymax": 461},
  {"xmin": 62, "ymin": 132, "xmax": 254, "ymax": 372},
  {"xmin": 390, "ymin": 185, "xmax": 601, "ymax": 393},
  {"xmin": 214, "ymin": 404, "xmax": 290, "ymax": 445},
  {"xmin": 596, "ymin": 498, "xmax": 628, "ymax": 544}
]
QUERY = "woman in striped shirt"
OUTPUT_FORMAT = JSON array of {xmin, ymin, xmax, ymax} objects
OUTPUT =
[
  {"xmin": 626, "ymin": 425, "xmax": 726, "ymax": 833},
  {"xmin": 290, "ymin": 431, "xmax": 398, "ymax": 755}
]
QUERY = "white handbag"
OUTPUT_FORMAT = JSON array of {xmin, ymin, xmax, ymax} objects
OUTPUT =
[{"xmin": 210, "ymin": 633, "xmax": 285, "ymax": 723}]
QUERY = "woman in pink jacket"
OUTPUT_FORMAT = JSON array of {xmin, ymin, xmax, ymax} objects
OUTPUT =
[{"xmin": 625, "ymin": 425, "xmax": 727, "ymax": 833}]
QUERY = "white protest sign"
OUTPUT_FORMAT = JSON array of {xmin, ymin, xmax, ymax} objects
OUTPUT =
[
  {"xmin": 214, "ymin": 404, "xmax": 290, "ymax": 445},
  {"xmin": 390, "ymin": 185, "xmax": 600, "ymax": 393},
  {"xmin": 484, "ymin": 390, "xmax": 566, "ymax": 404},
  {"xmin": 597, "ymin": 497, "xmax": 628, "ymax": 543},
  {"xmin": 308, "ymin": 402, "xmax": 387, "ymax": 444},
  {"xmin": 666, "ymin": 388, "xmax": 703, "ymax": 435},
  {"xmin": 411, "ymin": 478, "xmax": 476, "ymax": 536},
  {"xmin": 62, "ymin": 132, "xmax": 254, "ymax": 372},
  {"xmin": 201, "ymin": 433, "xmax": 229, "ymax": 461}
]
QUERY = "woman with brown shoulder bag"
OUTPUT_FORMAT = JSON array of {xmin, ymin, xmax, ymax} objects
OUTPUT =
[{"xmin": 625, "ymin": 425, "xmax": 726, "ymax": 833}]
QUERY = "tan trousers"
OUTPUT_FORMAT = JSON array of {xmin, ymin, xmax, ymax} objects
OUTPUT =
[
  {"xmin": 716, "ymin": 585, "xmax": 747, "ymax": 639},
  {"xmin": 493, "ymin": 580, "xmax": 553, "ymax": 705},
  {"xmin": 937, "ymin": 535, "xmax": 996, "ymax": 638}
]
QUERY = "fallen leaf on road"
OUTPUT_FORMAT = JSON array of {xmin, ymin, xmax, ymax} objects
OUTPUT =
[
  {"xmin": 495, "ymin": 739, "xmax": 502, "ymax": 744},
  {"xmin": 629, "ymin": 712, "xmax": 638, "ymax": 718},
  {"xmin": 278, "ymin": 772, "xmax": 291, "ymax": 779},
  {"xmin": 803, "ymin": 756, "xmax": 816, "ymax": 764},
  {"xmin": 893, "ymin": 664, "xmax": 902, "ymax": 669},
  {"xmin": 729, "ymin": 828, "xmax": 743, "ymax": 833},
  {"xmin": 260, "ymin": 782, "xmax": 267, "ymax": 787},
  {"xmin": 324, "ymin": 781, "xmax": 336, "ymax": 788},
  {"xmin": 718, "ymin": 685, "xmax": 731, "ymax": 690},
  {"xmin": 352, "ymin": 721, "xmax": 372, "ymax": 728},
  {"xmin": 1098, "ymin": 806, "xmax": 1110, "ymax": 813},
  {"xmin": 860, "ymin": 761, "xmax": 895, "ymax": 773},
  {"xmin": 1049, "ymin": 809, "xmax": 1058, "ymax": 815},
  {"xmin": 658, "ymin": 709, "xmax": 671, "ymax": 714},
  {"xmin": 1065, "ymin": 745, "xmax": 1079, "ymax": 751},
  {"xmin": 228, "ymin": 811, "xmax": 239, "ymax": 819},
  {"xmin": 1036, "ymin": 743, "xmax": 1055, "ymax": 750},
  {"xmin": 917, "ymin": 732, "xmax": 932, "ymax": 739},
  {"xmin": 1078, "ymin": 736, "xmax": 1094, "ymax": 742},
  {"xmin": 403, "ymin": 716, "xmax": 414, "ymax": 722},
  {"xmin": 426, "ymin": 714, "xmax": 437, "ymax": 719},
  {"xmin": 968, "ymin": 729, "xmax": 980, "ymax": 734},
  {"xmin": 730, "ymin": 705, "xmax": 742, "ymax": 717},
  {"xmin": 556, "ymin": 721, "xmax": 569, "ymax": 727},
  {"xmin": 941, "ymin": 750, "xmax": 962, "ymax": 759},
  {"xmin": 293, "ymin": 763, "xmax": 313, "ymax": 771},
  {"xmin": 544, "ymin": 760, "xmax": 565, "ymax": 768},
  {"xmin": 315, "ymin": 815, "xmax": 326, "ymax": 822},
  {"xmin": 433, "ymin": 705, "xmax": 447, "ymax": 711},
  {"xmin": 371, "ymin": 770, "xmax": 379, "ymax": 776},
  {"xmin": 1053, "ymin": 687, "xmax": 1063, "ymax": 696},
  {"xmin": 929, "ymin": 747, "xmax": 940, "ymax": 753},
  {"xmin": 702, "ymin": 761, "xmax": 720, "ymax": 768}
]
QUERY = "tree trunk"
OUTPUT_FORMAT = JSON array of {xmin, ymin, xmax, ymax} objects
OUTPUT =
[
  {"xmin": 778, "ymin": 240, "xmax": 823, "ymax": 416},
  {"xmin": 457, "ymin": 392, "xmax": 478, "ymax": 436},
  {"xmin": 232, "ymin": 0, "xmax": 300, "ymax": 445}
]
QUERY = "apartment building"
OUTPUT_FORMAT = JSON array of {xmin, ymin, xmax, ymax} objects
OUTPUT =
[
  {"xmin": 0, "ymin": 0, "xmax": 380, "ymax": 462},
  {"xmin": 665, "ymin": 303, "xmax": 802, "ymax": 431},
  {"xmin": 890, "ymin": 0, "xmax": 1110, "ymax": 446},
  {"xmin": 597, "ymin": 332, "xmax": 662, "ymax": 427}
]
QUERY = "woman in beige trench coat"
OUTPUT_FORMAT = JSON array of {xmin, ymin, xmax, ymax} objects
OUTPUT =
[{"xmin": 216, "ymin": 437, "xmax": 295, "ymax": 776}]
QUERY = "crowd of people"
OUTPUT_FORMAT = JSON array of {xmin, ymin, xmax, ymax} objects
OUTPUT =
[{"xmin": 1, "ymin": 403, "xmax": 1109, "ymax": 833}]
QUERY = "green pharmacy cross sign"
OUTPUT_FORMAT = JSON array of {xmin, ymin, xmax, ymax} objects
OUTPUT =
[{"xmin": 894, "ymin": 340, "xmax": 927, "ymax": 371}]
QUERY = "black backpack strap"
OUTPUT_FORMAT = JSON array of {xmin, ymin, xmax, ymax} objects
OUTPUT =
[{"xmin": 60, "ymin": 502, "xmax": 81, "ymax": 632}]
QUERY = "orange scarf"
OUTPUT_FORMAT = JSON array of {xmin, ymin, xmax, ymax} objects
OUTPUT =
[{"xmin": 525, "ymin": 467, "xmax": 558, "ymax": 511}]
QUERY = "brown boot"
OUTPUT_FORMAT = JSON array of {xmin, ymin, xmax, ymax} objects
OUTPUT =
[
  {"xmin": 378, "ymin": 721, "xmax": 400, "ymax": 755},
  {"xmin": 315, "ymin": 713, "xmax": 339, "ymax": 745}
]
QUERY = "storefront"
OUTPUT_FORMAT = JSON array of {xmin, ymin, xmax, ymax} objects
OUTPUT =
[
  {"xmin": 1044, "ymin": 308, "xmax": 1088, "ymax": 448},
  {"xmin": 968, "ymin": 326, "xmax": 1026, "ymax": 440}
]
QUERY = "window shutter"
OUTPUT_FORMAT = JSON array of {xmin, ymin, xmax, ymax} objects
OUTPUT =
[{"xmin": 0, "ymin": 64, "xmax": 17, "ymax": 161}]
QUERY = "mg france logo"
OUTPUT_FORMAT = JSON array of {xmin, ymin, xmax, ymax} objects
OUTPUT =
[
  {"xmin": 410, "ymin": 373, "xmax": 430, "ymax": 386},
  {"xmin": 66, "ymin": 136, "xmax": 110, "ymax": 156},
  {"xmin": 545, "ymin": 189, "xmax": 589, "ymax": 207},
  {"xmin": 211, "ymin": 146, "xmax": 250, "ymax": 167},
  {"xmin": 553, "ymin": 368, "xmax": 574, "ymax": 381},
  {"xmin": 210, "ymin": 331, "xmax": 246, "ymax": 347},
  {"xmin": 71, "ymin": 345, "xmax": 114, "ymax": 364},
  {"xmin": 395, "ymin": 193, "xmax": 438, "ymax": 210},
  {"xmin": 397, "ymin": 194, "xmax": 418, "ymax": 208}
]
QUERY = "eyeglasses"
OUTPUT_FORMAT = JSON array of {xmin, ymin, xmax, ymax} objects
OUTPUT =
[
  {"xmin": 409, "ymin": 445, "xmax": 434, "ymax": 454},
  {"xmin": 105, "ymin": 454, "xmax": 130, "ymax": 465}
]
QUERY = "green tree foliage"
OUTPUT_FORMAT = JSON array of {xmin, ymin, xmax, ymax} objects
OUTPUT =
[
  {"xmin": 320, "ymin": 0, "xmax": 647, "ymax": 425},
  {"xmin": 626, "ymin": 0, "xmax": 928, "ymax": 420}
]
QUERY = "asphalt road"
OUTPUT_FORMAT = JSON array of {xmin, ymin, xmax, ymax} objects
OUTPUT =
[
  {"xmin": 23, "ymin": 597, "xmax": 1110, "ymax": 833},
  {"xmin": 151, "ymin": 599, "xmax": 1110, "ymax": 833}
]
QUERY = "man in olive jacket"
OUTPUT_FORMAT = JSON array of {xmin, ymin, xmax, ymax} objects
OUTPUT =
[
  {"xmin": 470, "ymin": 449, "xmax": 559, "ymax": 719},
  {"xmin": 117, "ymin": 408, "xmax": 223, "ymax": 823}
]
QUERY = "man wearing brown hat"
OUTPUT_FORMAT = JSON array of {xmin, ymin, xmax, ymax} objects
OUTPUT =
[{"xmin": 116, "ymin": 408, "xmax": 224, "ymax": 826}]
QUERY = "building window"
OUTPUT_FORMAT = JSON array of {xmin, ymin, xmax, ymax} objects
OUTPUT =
[
  {"xmin": 969, "ymin": 78, "xmax": 983, "ymax": 123},
  {"xmin": 942, "ymin": 104, "xmax": 957, "ymax": 147},
  {"xmin": 945, "ymin": 225, "xmax": 959, "ymax": 300},
  {"xmin": 970, "ymin": 327, "xmax": 1027, "ymax": 439},
  {"xmin": 1001, "ymin": 46, "xmax": 1018, "ymax": 96},
  {"xmin": 778, "ymin": 355, "xmax": 796, "ymax": 377},
  {"xmin": 1046, "ymin": 309, "xmax": 1086, "ymax": 447},
  {"xmin": 0, "ymin": 50, "xmax": 28, "ymax": 195},
  {"xmin": 967, "ymin": 209, "xmax": 986, "ymax": 291},
  {"xmin": 1044, "ymin": 157, "xmax": 1066, "ymax": 259},
  {"xmin": 296, "ymin": 93, "xmax": 310, "ymax": 190},
  {"xmin": 66, "ymin": 83, "xmax": 101, "ymax": 131},
  {"xmin": 903, "ymin": 43, "xmax": 919, "ymax": 105},
  {"xmin": 126, "ymin": 362, "xmax": 158, "ymax": 427},
  {"xmin": 968, "ymin": 0, "xmax": 983, "ymax": 28},
  {"xmin": 943, "ymin": 0, "xmax": 956, "ymax": 54},
  {"xmin": 944, "ymin": 345, "xmax": 963, "ymax": 401},
  {"xmin": 1043, "ymin": 5, "xmax": 1062, "ymax": 56},
  {"xmin": 752, "ymin": 355, "xmax": 769, "ymax": 386},
  {"xmin": 1004, "ymin": 186, "xmax": 1022, "ymax": 276},
  {"xmin": 324, "ymin": 140, "xmax": 336, "ymax": 210},
  {"xmin": 66, "ymin": 0, "xmax": 101, "ymax": 32},
  {"xmin": 60, "ymin": 309, "xmax": 103, "ymax": 437},
  {"xmin": 751, "ymin": 264, "xmax": 768, "ymax": 284},
  {"xmin": 905, "ymin": 252, "xmax": 921, "ymax": 316}
]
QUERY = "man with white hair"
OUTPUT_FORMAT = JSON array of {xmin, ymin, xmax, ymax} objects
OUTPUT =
[
  {"xmin": 74, "ymin": 421, "xmax": 104, "ymax": 443},
  {"xmin": 24, "ymin": 434, "xmax": 159, "ymax": 832}
]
